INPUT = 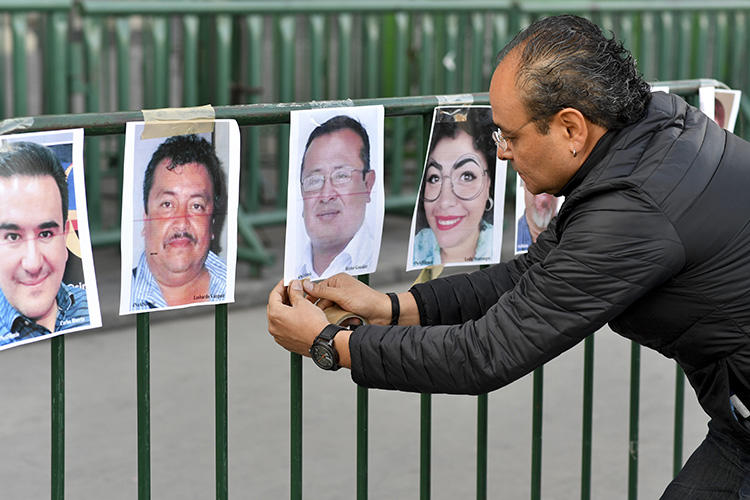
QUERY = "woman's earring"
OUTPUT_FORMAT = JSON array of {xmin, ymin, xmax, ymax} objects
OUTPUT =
[
  {"xmin": 485, "ymin": 197, "xmax": 494, "ymax": 212},
  {"xmin": 572, "ymin": 148, "xmax": 577, "ymax": 157}
]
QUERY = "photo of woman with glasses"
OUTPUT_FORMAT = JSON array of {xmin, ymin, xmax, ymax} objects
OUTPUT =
[{"xmin": 408, "ymin": 106, "xmax": 506, "ymax": 270}]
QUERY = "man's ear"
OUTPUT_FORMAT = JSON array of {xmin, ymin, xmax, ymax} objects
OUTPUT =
[
  {"xmin": 364, "ymin": 170, "xmax": 376, "ymax": 202},
  {"xmin": 141, "ymin": 212, "xmax": 147, "ymax": 237},
  {"xmin": 556, "ymin": 107, "xmax": 588, "ymax": 152}
]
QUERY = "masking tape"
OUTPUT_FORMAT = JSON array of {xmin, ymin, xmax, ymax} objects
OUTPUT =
[
  {"xmin": 324, "ymin": 305, "xmax": 367, "ymax": 327},
  {"xmin": 0, "ymin": 116, "xmax": 34, "ymax": 135},
  {"xmin": 412, "ymin": 265, "xmax": 444, "ymax": 286},
  {"xmin": 141, "ymin": 104, "xmax": 215, "ymax": 140}
]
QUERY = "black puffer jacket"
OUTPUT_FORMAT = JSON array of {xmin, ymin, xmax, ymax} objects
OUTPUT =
[{"xmin": 349, "ymin": 92, "xmax": 750, "ymax": 447}]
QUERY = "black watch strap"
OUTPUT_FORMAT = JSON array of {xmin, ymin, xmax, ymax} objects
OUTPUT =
[
  {"xmin": 387, "ymin": 292, "xmax": 400, "ymax": 325},
  {"xmin": 318, "ymin": 323, "xmax": 344, "ymax": 341}
]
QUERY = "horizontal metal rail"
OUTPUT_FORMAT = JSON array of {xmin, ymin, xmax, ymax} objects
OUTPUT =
[
  {"xmin": 77, "ymin": 0, "xmax": 750, "ymax": 15},
  {"xmin": 0, "ymin": 80, "xmax": 725, "ymax": 136}
]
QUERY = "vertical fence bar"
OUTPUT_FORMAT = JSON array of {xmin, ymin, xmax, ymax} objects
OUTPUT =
[
  {"xmin": 215, "ymin": 15, "xmax": 233, "ymax": 106},
  {"xmin": 337, "ymin": 14, "xmax": 353, "ymax": 98},
  {"xmin": 693, "ymin": 13, "xmax": 710, "ymax": 78},
  {"xmin": 390, "ymin": 13, "xmax": 409, "ymax": 195},
  {"xmin": 308, "ymin": 15, "xmax": 326, "ymax": 101},
  {"xmin": 420, "ymin": 15, "xmax": 435, "ymax": 96},
  {"xmin": 729, "ymin": 13, "xmax": 747, "ymax": 90},
  {"xmin": 357, "ymin": 384, "xmax": 369, "ymax": 500},
  {"xmin": 531, "ymin": 366, "xmax": 544, "ymax": 500},
  {"xmin": 657, "ymin": 12, "xmax": 675, "ymax": 81},
  {"xmin": 137, "ymin": 313, "xmax": 151, "ymax": 500},
  {"xmin": 469, "ymin": 13, "xmax": 485, "ymax": 93},
  {"xmin": 45, "ymin": 11, "xmax": 68, "ymax": 114},
  {"xmin": 83, "ymin": 16, "xmax": 102, "ymax": 232},
  {"xmin": 420, "ymin": 393, "xmax": 431, "ymax": 500},
  {"xmin": 476, "ymin": 393, "xmax": 488, "ymax": 500},
  {"xmin": 628, "ymin": 342, "xmax": 641, "ymax": 500},
  {"xmin": 290, "ymin": 352, "xmax": 302, "ymax": 500},
  {"xmin": 276, "ymin": 16, "xmax": 295, "ymax": 209},
  {"xmin": 363, "ymin": 15, "xmax": 380, "ymax": 98},
  {"xmin": 51, "ymin": 336, "xmax": 64, "ymax": 500},
  {"xmin": 149, "ymin": 17, "xmax": 169, "ymax": 108},
  {"xmin": 356, "ymin": 275, "xmax": 370, "ymax": 500},
  {"xmin": 443, "ymin": 14, "xmax": 459, "ymax": 94},
  {"xmin": 244, "ymin": 15, "xmax": 264, "ymax": 211},
  {"xmin": 672, "ymin": 365, "xmax": 685, "ymax": 477},
  {"xmin": 216, "ymin": 304, "xmax": 228, "ymax": 500},
  {"xmin": 639, "ymin": 13, "xmax": 656, "ymax": 81},
  {"xmin": 580, "ymin": 336, "xmax": 595, "ymax": 500},
  {"xmin": 11, "ymin": 13, "xmax": 27, "ymax": 116},
  {"xmin": 182, "ymin": 15, "xmax": 199, "ymax": 107},
  {"xmin": 115, "ymin": 17, "xmax": 130, "ymax": 223},
  {"xmin": 713, "ymin": 12, "xmax": 729, "ymax": 83},
  {"xmin": 675, "ymin": 12, "xmax": 692, "ymax": 80}
]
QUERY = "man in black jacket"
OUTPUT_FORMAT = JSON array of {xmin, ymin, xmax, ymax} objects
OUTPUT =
[{"xmin": 268, "ymin": 15, "xmax": 750, "ymax": 497}]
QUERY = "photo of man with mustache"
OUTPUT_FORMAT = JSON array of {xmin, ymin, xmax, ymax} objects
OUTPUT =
[{"xmin": 130, "ymin": 134, "xmax": 228, "ymax": 310}]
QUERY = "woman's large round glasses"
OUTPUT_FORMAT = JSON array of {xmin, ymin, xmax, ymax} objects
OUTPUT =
[{"xmin": 423, "ymin": 154, "xmax": 488, "ymax": 202}]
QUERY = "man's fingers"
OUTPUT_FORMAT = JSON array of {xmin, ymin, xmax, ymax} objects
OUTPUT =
[{"xmin": 287, "ymin": 280, "xmax": 307, "ymax": 306}]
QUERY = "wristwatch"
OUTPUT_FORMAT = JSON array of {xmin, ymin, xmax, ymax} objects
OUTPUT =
[{"xmin": 310, "ymin": 324, "xmax": 345, "ymax": 371}]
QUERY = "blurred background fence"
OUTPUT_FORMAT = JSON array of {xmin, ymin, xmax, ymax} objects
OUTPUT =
[{"xmin": 1, "ymin": 0, "xmax": 749, "ymax": 267}]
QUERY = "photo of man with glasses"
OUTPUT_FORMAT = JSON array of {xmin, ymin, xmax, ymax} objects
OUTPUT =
[{"xmin": 284, "ymin": 108, "xmax": 385, "ymax": 284}]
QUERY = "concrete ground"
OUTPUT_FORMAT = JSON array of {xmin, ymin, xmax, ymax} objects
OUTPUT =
[{"xmin": 0, "ymin": 214, "xmax": 709, "ymax": 499}]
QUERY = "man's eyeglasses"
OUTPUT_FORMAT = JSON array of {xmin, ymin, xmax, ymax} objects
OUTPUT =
[
  {"xmin": 423, "ymin": 155, "xmax": 488, "ymax": 202},
  {"xmin": 492, "ymin": 118, "xmax": 534, "ymax": 153},
  {"xmin": 301, "ymin": 166, "xmax": 365, "ymax": 193}
]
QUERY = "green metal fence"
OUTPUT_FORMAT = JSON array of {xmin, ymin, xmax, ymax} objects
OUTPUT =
[
  {"xmin": 4, "ymin": 79, "xmax": 718, "ymax": 499},
  {"xmin": 1, "ymin": 1, "xmax": 749, "ymax": 269}
]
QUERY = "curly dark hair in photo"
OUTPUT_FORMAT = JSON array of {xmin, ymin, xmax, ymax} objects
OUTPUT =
[
  {"xmin": 496, "ymin": 14, "xmax": 652, "ymax": 133},
  {"xmin": 143, "ymin": 134, "xmax": 227, "ymax": 254},
  {"xmin": 415, "ymin": 107, "xmax": 497, "ymax": 233}
]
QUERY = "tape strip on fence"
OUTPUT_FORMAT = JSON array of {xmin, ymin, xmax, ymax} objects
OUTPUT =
[{"xmin": 141, "ymin": 104, "xmax": 216, "ymax": 140}]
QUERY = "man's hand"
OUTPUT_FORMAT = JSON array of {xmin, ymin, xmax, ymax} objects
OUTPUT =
[
  {"xmin": 302, "ymin": 273, "xmax": 392, "ymax": 325},
  {"xmin": 267, "ymin": 279, "xmax": 329, "ymax": 356}
]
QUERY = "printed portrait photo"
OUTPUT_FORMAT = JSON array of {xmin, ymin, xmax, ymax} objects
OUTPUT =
[
  {"xmin": 119, "ymin": 120, "xmax": 240, "ymax": 315},
  {"xmin": 283, "ymin": 105, "xmax": 385, "ymax": 285},
  {"xmin": 0, "ymin": 128, "xmax": 102, "ymax": 350},
  {"xmin": 514, "ymin": 174, "xmax": 563, "ymax": 254},
  {"xmin": 699, "ymin": 86, "xmax": 742, "ymax": 133},
  {"xmin": 407, "ymin": 106, "xmax": 506, "ymax": 271}
]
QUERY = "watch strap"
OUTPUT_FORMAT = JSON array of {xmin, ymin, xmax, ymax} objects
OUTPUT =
[
  {"xmin": 386, "ymin": 292, "xmax": 400, "ymax": 325},
  {"xmin": 318, "ymin": 323, "xmax": 344, "ymax": 341}
]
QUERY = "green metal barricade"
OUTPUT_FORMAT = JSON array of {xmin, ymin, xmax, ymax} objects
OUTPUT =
[
  {"xmin": 58, "ymin": 1, "xmax": 750, "ymax": 268},
  {"xmin": 2, "ymin": 79, "xmax": 717, "ymax": 499}
]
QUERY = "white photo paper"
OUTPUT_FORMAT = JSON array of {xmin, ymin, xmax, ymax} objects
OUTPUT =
[
  {"xmin": 119, "ymin": 120, "xmax": 240, "ymax": 315},
  {"xmin": 514, "ymin": 174, "xmax": 563, "ymax": 254},
  {"xmin": 283, "ymin": 105, "xmax": 385, "ymax": 285},
  {"xmin": 0, "ymin": 128, "xmax": 102, "ymax": 350},
  {"xmin": 407, "ymin": 106, "xmax": 506, "ymax": 271}
]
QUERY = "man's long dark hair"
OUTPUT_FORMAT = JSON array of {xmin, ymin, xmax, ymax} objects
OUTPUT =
[{"xmin": 497, "ymin": 14, "xmax": 652, "ymax": 133}]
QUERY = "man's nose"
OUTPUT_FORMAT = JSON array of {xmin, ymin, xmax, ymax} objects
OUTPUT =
[
  {"xmin": 319, "ymin": 176, "xmax": 338, "ymax": 199},
  {"xmin": 21, "ymin": 238, "xmax": 43, "ymax": 274},
  {"xmin": 497, "ymin": 147, "xmax": 513, "ymax": 162}
]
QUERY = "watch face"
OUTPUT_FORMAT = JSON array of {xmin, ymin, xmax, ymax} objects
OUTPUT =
[{"xmin": 311, "ymin": 344, "xmax": 335, "ymax": 370}]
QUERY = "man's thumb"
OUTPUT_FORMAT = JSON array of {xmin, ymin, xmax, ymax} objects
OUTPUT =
[
  {"xmin": 288, "ymin": 280, "xmax": 306, "ymax": 305},
  {"xmin": 302, "ymin": 279, "xmax": 323, "ymax": 297}
]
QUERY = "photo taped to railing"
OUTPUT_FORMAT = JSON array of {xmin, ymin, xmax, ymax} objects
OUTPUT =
[
  {"xmin": 0, "ymin": 128, "xmax": 102, "ymax": 350},
  {"xmin": 119, "ymin": 120, "xmax": 240, "ymax": 315},
  {"xmin": 283, "ymin": 105, "xmax": 385, "ymax": 285},
  {"xmin": 407, "ymin": 106, "xmax": 506, "ymax": 270}
]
